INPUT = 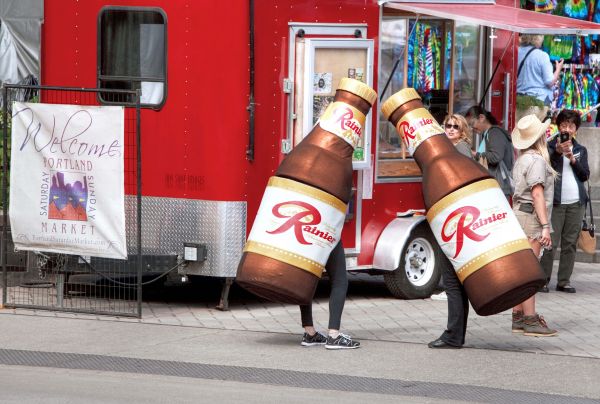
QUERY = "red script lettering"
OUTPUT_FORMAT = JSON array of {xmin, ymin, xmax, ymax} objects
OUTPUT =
[
  {"xmin": 441, "ymin": 206, "xmax": 490, "ymax": 258},
  {"xmin": 267, "ymin": 201, "xmax": 321, "ymax": 245}
]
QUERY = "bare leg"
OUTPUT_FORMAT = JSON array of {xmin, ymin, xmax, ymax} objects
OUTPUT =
[{"xmin": 513, "ymin": 238, "xmax": 542, "ymax": 316}]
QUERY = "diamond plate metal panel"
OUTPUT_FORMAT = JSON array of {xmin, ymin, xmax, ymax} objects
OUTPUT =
[{"xmin": 126, "ymin": 196, "xmax": 246, "ymax": 277}]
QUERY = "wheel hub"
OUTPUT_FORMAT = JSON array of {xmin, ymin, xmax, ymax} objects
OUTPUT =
[{"xmin": 404, "ymin": 237, "xmax": 435, "ymax": 287}]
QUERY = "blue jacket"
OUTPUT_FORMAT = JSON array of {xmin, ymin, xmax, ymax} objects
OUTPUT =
[{"xmin": 547, "ymin": 137, "xmax": 590, "ymax": 205}]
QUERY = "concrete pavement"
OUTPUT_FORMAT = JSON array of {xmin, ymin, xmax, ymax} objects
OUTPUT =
[{"xmin": 1, "ymin": 261, "xmax": 599, "ymax": 402}]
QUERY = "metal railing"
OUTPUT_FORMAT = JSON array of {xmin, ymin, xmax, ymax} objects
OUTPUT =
[{"xmin": 1, "ymin": 84, "xmax": 142, "ymax": 317}]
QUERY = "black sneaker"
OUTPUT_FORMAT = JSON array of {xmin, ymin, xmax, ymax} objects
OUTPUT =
[
  {"xmin": 301, "ymin": 331, "xmax": 327, "ymax": 346},
  {"xmin": 325, "ymin": 333, "xmax": 360, "ymax": 350}
]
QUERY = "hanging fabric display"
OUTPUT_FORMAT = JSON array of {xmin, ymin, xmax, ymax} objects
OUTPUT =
[
  {"xmin": 406, "ymin": 21, "xmax": 445, "ymax": 95},
  {"xmin": 544, "ymin": 36, "xmax": 574, "ymax": 61},
  {"xmin": 565, "ymin": 0, "xmax": 589, "ymax": 19},
  {"xmin": 572, "ymin": 36, "xmax": 583, "ymax": 63},
  {"xmin": 535, "ymin": 0, "xmax": 557, "ymax": 12},
  {"xmin": 589, "ymin": 0, "xmax": 597, "ymax": 21},
  {"xmin": 594, "ymin": 0, "xmax": 600, "ymax": 22},
  {"xmin": 555, "ymin": 66, "xmax": 600, "ymax": 122},
  {"xmin": 444, "ymin": 30, "xmax": 452, "ymax": 89}
]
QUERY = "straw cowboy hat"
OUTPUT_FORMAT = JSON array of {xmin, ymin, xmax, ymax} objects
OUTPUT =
[{"xmin": 511, "ymin": 114, "xmax": 550, "ymax": 150}]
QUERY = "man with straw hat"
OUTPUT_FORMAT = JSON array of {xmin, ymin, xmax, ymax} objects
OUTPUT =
[{"xmin": 510, "ymin": 114, "xmax": 558, "ymax": 337}]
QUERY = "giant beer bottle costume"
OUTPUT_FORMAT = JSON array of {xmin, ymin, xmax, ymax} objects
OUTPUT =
[
  {"xmin": 381, "ymin": 89, "xmax": 545, "ymax": 316},
  {"xmin": 237, "ymin": 78, "xmax": 377, "ymax": 304}
]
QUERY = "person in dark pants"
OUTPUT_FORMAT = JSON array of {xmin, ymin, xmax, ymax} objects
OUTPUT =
[
  {"xmin": 540, "ymin": 110, "xmax": 590, "ymax": 293},
  {"xmin": 428, "ymin": 116, "xmax": 474, "ymax": 350},
  {"xmin": 299, "ymin": 242, "xmax": 360, "ymax": 349},
  {"xmin": 428, "ymin": 257, "xmax": 468, "ymax": 349}
]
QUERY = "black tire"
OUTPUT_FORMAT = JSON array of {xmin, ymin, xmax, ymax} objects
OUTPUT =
[{"xmin": 383, "ymin": 221, "xmax": 446, "ymax": 299}]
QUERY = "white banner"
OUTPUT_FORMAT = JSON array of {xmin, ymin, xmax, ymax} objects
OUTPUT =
[{"xmin": 9, "ymin": 102, "xmax": 127, "ymax": 259}]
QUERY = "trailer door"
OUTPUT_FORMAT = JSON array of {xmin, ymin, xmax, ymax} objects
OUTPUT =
[{"xmin": 286, "ymin": 24, "xmax": 374, "ymax": 256}]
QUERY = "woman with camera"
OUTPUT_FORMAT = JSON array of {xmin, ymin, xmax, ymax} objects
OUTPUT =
[{"xmin": 540, "ymin": 110, "xmax": 590, "ymax": 294}]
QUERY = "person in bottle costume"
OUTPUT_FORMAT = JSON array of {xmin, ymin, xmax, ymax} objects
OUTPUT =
[
  {"xmin": 511, "ymin": 114, "xmax": 558, "ymax": 337},
  {"xmin": 427, "ymin": 113, "xmax": 475, "ymax": 349},
  {"xmin": 237, "ymin": 79, "xmax": 377, "ymax": 349},
  {"xmin": 381, "ymin": 88, "xmax": 545, "ymax": 319},
  {"xmin": 299, "ymin": 242, "xmax": 360, "ymax": 349}
]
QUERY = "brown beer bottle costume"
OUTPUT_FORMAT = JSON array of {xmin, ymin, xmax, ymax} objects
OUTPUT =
[
  {"xmin": 237, "ymin": 78, "xmax": 377, "ymax": 304},
  {"xmin": 381, "ymin": 89, "xmax": 545, "ymax": 316}
]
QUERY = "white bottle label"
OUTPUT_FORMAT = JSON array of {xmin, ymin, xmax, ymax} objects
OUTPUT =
[
  {"xmin": 244, "ymin": 177, "xmax": 347, "ymax": 277},
  {"xmin": 318, "ymin": 102, "xmax": 365, "ymax": 149},
  {"xmin": 427, "ymin": 179, "xmax": 531, "ymax": 282},
  {"xmin": 395, "ymin": 107, "xmax": 444, "ymax": 155}
]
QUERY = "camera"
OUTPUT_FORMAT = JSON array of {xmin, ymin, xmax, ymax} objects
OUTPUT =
[{"xmin": 560, "ymin": 132, "xmax": 570, "ymax": 143}]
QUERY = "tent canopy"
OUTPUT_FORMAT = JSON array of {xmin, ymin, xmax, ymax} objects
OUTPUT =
[
  {"xmin": 0, "ymin": 0, "xmax": 43, "ymax": 85},
  {"xmin": 381, "ymin": 2, "xmax": 600, "ymax": 35}
]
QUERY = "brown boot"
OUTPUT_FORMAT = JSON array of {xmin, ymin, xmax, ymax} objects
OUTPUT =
[
  {"xmin": 512, "ymin": 311, "xmax": 524, "ymax": 333},
  {"xmin": 523, "ymin": 314, "xmax": 558, "ymax": 337}
]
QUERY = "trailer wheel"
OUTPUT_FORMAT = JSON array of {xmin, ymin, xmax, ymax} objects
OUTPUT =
[{"xmin": 383, "ymin": 222, "xmax": 444, "ymax": 299}]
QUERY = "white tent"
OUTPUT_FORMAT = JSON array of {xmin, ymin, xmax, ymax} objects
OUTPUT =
[{"xmin": 0, "ymin": 0, "xmax": 43, "ymax": 85}]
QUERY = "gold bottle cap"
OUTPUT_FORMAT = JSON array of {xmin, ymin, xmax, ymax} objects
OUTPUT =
[
  {"xmin": 337, "ymin": 78, "xmax": 377, "ymax": 106},
  {"xmin": 381, "ymin": 88, "xmax": 421, "ymax": 119}
]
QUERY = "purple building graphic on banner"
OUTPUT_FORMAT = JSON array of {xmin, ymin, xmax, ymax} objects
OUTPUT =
[{"xmin": 48, "ymin": 172, "xmax": 88, "ymax": 221}]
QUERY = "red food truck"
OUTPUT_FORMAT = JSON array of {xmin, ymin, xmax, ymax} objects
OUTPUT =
[{"xmin": 11, "ymin": 0, "xmax": 599, "ymax": 305}]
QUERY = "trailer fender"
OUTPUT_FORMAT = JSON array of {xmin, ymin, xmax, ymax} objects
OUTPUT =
[{"xmin": 372, "ymin": 216, "xmax": 427, "ymax": 271}]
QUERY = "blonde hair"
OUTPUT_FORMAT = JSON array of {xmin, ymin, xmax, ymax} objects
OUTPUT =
[
  {"xmin": 443, "ymin": 114, "xmax": 472, "ymax": 145},
  {"xmin": 520, "ymin": 34, "xmax": 544, "ymax": 47},
  {"xmin": 526, "ymin": 135, "xmax": 558, "ymax": 178}
]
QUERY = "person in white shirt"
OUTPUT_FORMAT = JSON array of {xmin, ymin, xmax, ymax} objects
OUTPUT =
[{"xmin": 540, "ymin": 110, "xmax": 590, "ymax": 293}]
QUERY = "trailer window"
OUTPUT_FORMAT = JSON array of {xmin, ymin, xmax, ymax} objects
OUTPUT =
[
  {"xmin": 98, "ymin": 7, "xmax": 167, "ymax": 108},
  {"xmin": 377, "ymin": 16, "xmax": 481, "ymax": 182}
]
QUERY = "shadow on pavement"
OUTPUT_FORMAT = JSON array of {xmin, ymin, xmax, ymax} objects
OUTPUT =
[{"xmin": 141, "ymin": 272, "xmax": 395, "ymax": 306}]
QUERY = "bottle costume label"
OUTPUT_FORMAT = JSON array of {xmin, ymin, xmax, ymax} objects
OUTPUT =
[
  {"xmin": 426, "ymin": 179, "xmax": 531, "ymax": 282},
  {"xmin": 395, "ymin": 107, "xmax": 444, "ymax": 155},
  {"xmin": 244, "ymin": 177, "xmax": 347, "ymax": 277},
  {"xmin": 318, "ymin": 102, "xmax": 365, "ymax": 149}
]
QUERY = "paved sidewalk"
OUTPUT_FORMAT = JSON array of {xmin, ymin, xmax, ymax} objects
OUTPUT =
[
  {"xmin": 2, "ymin": 262, "xmax": 599, "ymax": 358},
  {"xmin": 0, "ymin": 309, "xmax": 599, "ymax": 402},
  {"xmin": 1, "ymin": 262, "xmax": 599, "ymax": 402}
]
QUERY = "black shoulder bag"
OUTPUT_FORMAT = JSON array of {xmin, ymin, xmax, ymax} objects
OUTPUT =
[{"xmin": 578, "ymin": 182, "xmax": 596, "ymax": 255}]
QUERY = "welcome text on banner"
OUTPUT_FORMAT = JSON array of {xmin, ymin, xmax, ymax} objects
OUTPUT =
[{"xmin": 9, "ymin": 102, "xmax": 127, "ymax": 259}]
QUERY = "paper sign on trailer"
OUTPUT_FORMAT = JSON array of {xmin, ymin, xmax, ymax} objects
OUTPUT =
[{"xmin": 9, "ymin": 102, "xmax": 127, "ymax": 259}]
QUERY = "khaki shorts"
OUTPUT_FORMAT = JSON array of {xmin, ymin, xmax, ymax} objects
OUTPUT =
[{"xmin": 513, "ymin": 207, "xmax": 543, "ymax": 240}]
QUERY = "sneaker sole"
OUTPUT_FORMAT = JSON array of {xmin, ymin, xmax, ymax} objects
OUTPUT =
[
  {"xmin": 301, "ymin": 342, "xmax": 326, "ymax": 346},
  {"xmin": 324, "ymin": 345, "xmax": 360, "ymax": 350},
  {"xmin": 523, "ymin": 331, "xmax": 558, "ymax": 337},
  {"xmin": 512, "ymin": 329, "xmax": 525, "ymax": 333}
]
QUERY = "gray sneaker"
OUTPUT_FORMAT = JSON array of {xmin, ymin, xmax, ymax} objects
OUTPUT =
[
  {"xmin": 301, "ymin": 331, "xmax": 327, "ymax": 346},
  {"xmin": 325, "ymin": 333, "xmax": 360, "ymax": 350},
  {"xmin": 523, "ymin": 314, "xmax": 558, "ymax": 337},
  {"xmin": 512, "ymin": 311, "xmax": 524, "ymax": 333}
]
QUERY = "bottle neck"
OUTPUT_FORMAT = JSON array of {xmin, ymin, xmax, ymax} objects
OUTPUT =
[
  {"xmin": 303, "ymin": 129, "xmax": 354, "ymax": 159},
  {"xmin": 413, "ymin": 133, "xmax": 456, "ymax": 164}
]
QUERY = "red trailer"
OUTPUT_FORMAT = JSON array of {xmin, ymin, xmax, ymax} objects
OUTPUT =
[{"xmin": 34, "ymin": 0, "xmax": 600, "ymax": 302}]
